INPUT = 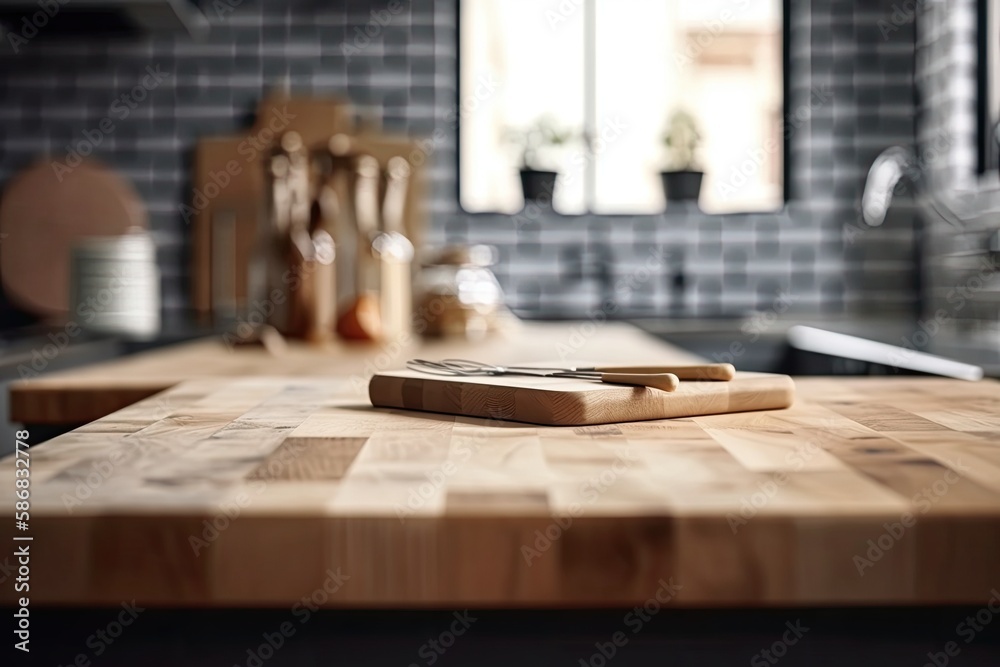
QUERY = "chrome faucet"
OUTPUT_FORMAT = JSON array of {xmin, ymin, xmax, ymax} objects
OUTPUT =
[
  {"xmin": 861, "ymin": 146, "xmax": 916, "ymax": 227},
  {"xmin": 862, "ymin": 145, "xmax": 965, "ymax": 229},
  {"xmin": 861, "ymin": 146, "xmax": 1000, "ymax": 328},
  {"xmin": 860, "ymin": 146, "xmax": 928, "ymax": 319}
]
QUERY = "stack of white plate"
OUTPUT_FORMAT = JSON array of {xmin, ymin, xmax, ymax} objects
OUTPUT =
[{"xmin": 69, "ymin": 229, "xmax": 160, "ymax": 339}]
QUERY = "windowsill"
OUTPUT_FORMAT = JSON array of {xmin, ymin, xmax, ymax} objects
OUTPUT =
[{"xmin": 455, "ymin": 203, "xmax": 793, "ymax": 221}]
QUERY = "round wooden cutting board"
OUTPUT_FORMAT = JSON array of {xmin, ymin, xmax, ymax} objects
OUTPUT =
[{"xmin": 0, "ymin": 160, "xmax": 148, "ymax": 317}]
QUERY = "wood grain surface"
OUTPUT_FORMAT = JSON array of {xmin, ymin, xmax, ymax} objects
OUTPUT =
[
  {"xmin": 3, "ymin": 375, "xmax": 999, "ymax": 608},
  {"xmin": 10, "ymin": 322, "xmax": 703, "ymax": 425},
  {"xmin": 369, "ymin": 370, "xmax": 794, "ymax": 425}
]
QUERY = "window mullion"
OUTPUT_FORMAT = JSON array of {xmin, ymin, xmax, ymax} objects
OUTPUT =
[{"xmin": 584, "ymin": 0, "xmax": 597, "ymax": 212}]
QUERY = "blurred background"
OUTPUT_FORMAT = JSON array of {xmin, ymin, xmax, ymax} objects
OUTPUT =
[
  {"xmin": 0, "ymin": 0, "xmax": 998, "ymax": 437},
  {"xmin": 3, "ymin": 3, "xmax": 1000, "ymax": 664}
]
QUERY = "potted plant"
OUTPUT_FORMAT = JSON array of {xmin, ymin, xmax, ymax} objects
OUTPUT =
[
  {"xmin": 660, "ymin": 109, "xmax": 704, "ymax": 205},
  {"xmin": 506, "ymin": 116, "xmax": 574, "ymax": 207}
]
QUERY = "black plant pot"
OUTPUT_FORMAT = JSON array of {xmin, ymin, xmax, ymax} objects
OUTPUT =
[
  {"xmin": 519, "ymin": 169, "xmax": 558, "ymax": 207},
  {"xmin": 660, "ymin": 170, "xmax": 704, "ymax": 205}
]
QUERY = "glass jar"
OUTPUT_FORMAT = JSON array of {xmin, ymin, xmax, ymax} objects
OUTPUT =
[{"xmin": 414, "ymin": 245, "xmax": 505, "ymax": 338}]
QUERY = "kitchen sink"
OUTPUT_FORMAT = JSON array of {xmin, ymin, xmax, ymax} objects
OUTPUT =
[
  {"xmin": 633, "ymin": 317, "xmax": 995, "ymax": 378},
  {"xmin": 640, "ymin": 327, "xmax": 787, "ymax": 373}
]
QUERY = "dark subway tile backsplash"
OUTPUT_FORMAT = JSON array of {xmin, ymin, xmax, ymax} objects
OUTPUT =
[{"xmin": 0, "ymin": 0, "xmax": 928, "ymax": 320}]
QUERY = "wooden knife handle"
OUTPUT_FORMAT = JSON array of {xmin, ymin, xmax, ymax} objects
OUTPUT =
[
  {"xmin": 595, "ymin": 364, "xmax": 736, "ymax": 381},
  {"xmin": 599, "ymin": 372, "xmax": 679, "ymax": 392}
]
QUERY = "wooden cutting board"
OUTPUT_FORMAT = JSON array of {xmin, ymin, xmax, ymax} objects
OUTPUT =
[
  {"xmin": 369, "ymin": 370, "xmax": 795, "ymax": 425},
  {"xmin": 190, "ymin": 136, "xmax": 265, "ymax": 318},
  {"xmin": 0, "ymin": 160, "xmax": 147, "ymax": 317}
]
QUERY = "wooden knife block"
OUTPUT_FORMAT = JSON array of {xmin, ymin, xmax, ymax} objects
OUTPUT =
[{"xmin": 191, "ymin": 95, "xmax": 427, "ymax": 325}]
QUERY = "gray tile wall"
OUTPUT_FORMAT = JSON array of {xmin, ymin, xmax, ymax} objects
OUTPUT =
[
  {"xmin": 916, "ymin": 0, "xmax": 1000, "ymax": 331},
  {"xmin": 0, "ymin": 0, "xmax": 923, "ymax": 322},
  {"xmin": 917, "ymin": 0, "xmax": 979, "ymax": 193}
]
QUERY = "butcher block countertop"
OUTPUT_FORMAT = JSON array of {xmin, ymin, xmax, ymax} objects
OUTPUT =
[
  {"xmin": 10, "ymin": 322, "xmax": 703, "ymax": 425},
  {"xmin": 3, "ymin": 365, "xmax": 1000, "ymax": 607}
]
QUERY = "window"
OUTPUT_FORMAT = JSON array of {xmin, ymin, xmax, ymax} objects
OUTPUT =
[{"xmin": 458, "ymin": 0, "xmax": 785, "ymax": 214}]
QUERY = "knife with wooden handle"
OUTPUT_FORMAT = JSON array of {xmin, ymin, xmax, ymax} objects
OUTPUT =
[
  {"xmin": 595, "ymin": 372, "xmax": 680, "ymax": 392},
  {"xmin": 577, "ymin": 364, "xmax": 736, "ymax": 381}
]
